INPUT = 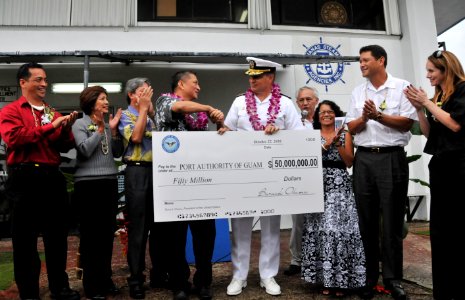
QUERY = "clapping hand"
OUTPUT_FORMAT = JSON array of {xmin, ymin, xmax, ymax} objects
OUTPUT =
[
  {"xmin": 53, "ymin": 111, "xmax": 78, "ymax": 129},
  {"xmin": 110, "ymin": 108, "xmax": 123, "ymax": 133},
  {"xmin": 137, "ymin": 86, "xmax": 154, "ymax": 111},
  {"xmin": 404, "ymin": 85, "xmax": 428, "ymax": 110},
  {"xmin": 363, "ymin": 99, "xmax": 378, "ymax": 120}
]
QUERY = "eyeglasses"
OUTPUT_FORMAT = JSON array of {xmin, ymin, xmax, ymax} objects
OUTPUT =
[
  {"xmin": 433, "ymin": 50, "xmax": 443, "ymax": 58},
  {"xmin": 297, "ymin": 97, "xmax": 317, "ymax": 104},
  {"xmin": 318, "ymin": 110, "xmax": 335, "ymax": 115}
]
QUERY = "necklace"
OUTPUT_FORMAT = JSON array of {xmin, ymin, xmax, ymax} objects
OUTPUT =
[
  {"xmin": 161, "ymin": 93, "xmax": 208, "ymax": 130},
  {"xmin": 31, "ymin": 106, "xmax": 41, "ymax": 127},
  {"xmin": 245, "ymin": 83, "xmax": 281, "ymax": 131},
  {"xmin": 30, "ymin": 102, "xmax": 55, "ymax": 127},
  {"xmin": 365, "ymin": 82, "xmax": 388, "ymax": 111},
  {"xmin": 90, "ymin": 115, "xmax": 109, "ymax": 155},
  {"xmin": 101, "ymin": 129, "xmax": 109, "ymax": 155}
]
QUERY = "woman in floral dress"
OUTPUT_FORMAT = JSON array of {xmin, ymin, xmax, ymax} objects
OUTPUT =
[{"xmin": 301, "ymin": 100, "xmax": 366, "ymax": 297}]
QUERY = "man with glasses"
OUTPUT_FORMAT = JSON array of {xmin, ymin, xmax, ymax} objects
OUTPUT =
[
  {"xmin": 295, "ymin": 86, "xmax": 320, "ymax": 129},
  {"xmin": 346, "ymin": 45, "xmax": 417, "ymax": 300},
  {"xmin": 283, "ymin": 86, "xmax": 319, "ymax": 277}
]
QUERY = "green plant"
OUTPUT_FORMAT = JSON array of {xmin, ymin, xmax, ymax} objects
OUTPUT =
[{"xmin": 0, "ymin": 252, "xmax": 45, "ymax": 290}]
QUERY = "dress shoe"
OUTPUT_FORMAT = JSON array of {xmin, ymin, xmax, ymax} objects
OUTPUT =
[
  {"xmin": 260, "ymin": 277, "xmax": 281, "ymax": 295},
  {"xmin": 50, "ymin": 287, "xmax": 80, "ymax": 300},
  {"xmin": 283, "ymin": 264, "xmax": 301, "ymax": 276},
  {"xmin": 196, "ymin": 286, "xmax": 212, "ymax": 300},
  {"xmin": 358, "ymin": 286, "xmax": 375, "ymax": 299},
  {"xmin": 226, "ymin": 278, "xmax": 247, "ymax": 296},
  {"xmin": 129, "ymin": 284, "xmax": 145, "ymax": 299},
  {"xmin": 386, "ymin": 281, "xmax": 407, "ymax": 300},
  {"xmin": 150, "ymin": 278, "xmax": 171, "ymax": 289},
  {"xmin": 173, "ymin": 290, "xmax": 189, "ymax": 300}
]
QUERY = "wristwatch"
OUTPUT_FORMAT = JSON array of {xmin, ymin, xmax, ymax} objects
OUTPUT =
[{"xmin": 375, "ymin": 111, "xmax": 383, "ymax": 121}]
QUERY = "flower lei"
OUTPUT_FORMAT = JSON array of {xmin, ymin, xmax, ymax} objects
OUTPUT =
[
  {"xmin": 41, "ymin": 106, "xmax": 55, "ymax": 125},
  {"xmin": 245, "ymin": 83, "xmax": 281, "ymax": 131},
  {"xmin": 161, "ymin": 93, "xmax": 208, "ymax": 130}
]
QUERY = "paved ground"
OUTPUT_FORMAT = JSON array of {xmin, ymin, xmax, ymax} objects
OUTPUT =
[{"xmin": 0, "ymin": 222, "xmax": 433, "ymax": 300}]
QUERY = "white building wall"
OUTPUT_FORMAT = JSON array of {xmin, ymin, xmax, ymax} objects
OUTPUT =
[{"xmin": 0, "ymin": 0, "xmax": 438, "ymax": 221}]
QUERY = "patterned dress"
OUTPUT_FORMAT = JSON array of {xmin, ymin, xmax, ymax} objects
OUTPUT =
[{"xmin": 301, "ymin": 134, "xmax": 366, "ymax": 289}]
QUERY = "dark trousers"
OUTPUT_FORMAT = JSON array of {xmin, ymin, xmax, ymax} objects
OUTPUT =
[
  {"xmin": 7, "ymin": 166, "xmax": 71, "ymax": 299},
  {"xmin": 429, "ymin": 153, "xmax": 464, "ymax": 300},
  {"xmin": 168, "ymin": 219, "xmax": 216, "ymax": 291},
  {"xmin": 353, "ymin": 150, "xmax": 408, "ymax": 286},
  {"xmin": 124, "ymin": 165, "xmax": 159, "ymax": 286},
  {"xmin": 74, "ymin": 178, "xmax": 118, "ymax": 297}
]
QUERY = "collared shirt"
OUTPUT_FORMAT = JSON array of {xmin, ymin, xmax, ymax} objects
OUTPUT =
[
  {"xmin": 118, "ymin": 105, "xmax": 154, "ymax": 162},
  {"xmin": 154, "ymin": 95, "xmax": 208, "ymax": 132},
  {"xmin": 0, "ymin": 96, "xmax": 75, "ymax": 166},
  {"xmin": 346, "ymin": 73, "xmax": 418, "ymax": 147},
  {"xmin": 303, "ymin": 119, "xmax": 314, "ymax": 129},
  {"xmin": 224, "ymin": 93, "xmax": 304, "ymax": 131}
]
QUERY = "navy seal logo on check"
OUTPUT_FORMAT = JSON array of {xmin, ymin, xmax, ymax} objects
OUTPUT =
[{"xmin": 162, "ymin": 135, "xmax": 180, "ymax": 153}]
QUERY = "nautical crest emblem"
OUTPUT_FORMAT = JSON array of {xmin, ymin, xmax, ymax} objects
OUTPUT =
[
  {"xmin": 303, "ymin": 37, "xmax": 348, "ymax": 92},
  {"xmin": 162, "ymin": 135, "xmax": 180, "ymax": 153}
]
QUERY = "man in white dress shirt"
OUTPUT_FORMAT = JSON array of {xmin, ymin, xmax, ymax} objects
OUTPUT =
[
  {"xmin": 346, "ymin": 45, "xmax": 417, "ymax": 300},
  {"xmin": 283, "ymin": 86, "xmax": 319, "ymax": 276},
  {"xmin": 219, "ymin": 57, "xmax": 303, "ymax": 296}
]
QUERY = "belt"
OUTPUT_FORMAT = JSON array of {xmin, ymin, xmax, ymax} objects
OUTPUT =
[
  {"xmin": 125, "ymin": 161, "xmax": 152, "ymax": 167},
  {"xmin": 8, "ymin": 163, "xmax": 59, "ymax": 172},
  {"xmin": 357, "ymin": 146, "xmax": 404, "ymax": 153}
]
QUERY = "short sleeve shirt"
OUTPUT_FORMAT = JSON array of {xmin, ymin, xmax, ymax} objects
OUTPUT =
[
  {"xmin": 154, "ymin": 95, "xmax": 208, "ymax": 132},
  {"xmin": 118, "ymin": 105, "xmax": 154, "ymax": 162},
  {"xmin": 346, "ymin": 73, "xmax": 418, "ymax": 147}
]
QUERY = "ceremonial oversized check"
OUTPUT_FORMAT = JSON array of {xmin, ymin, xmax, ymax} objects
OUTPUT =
[{"xmin": 152, "ymin": 130, "xmax": 324, "ymax": 222}]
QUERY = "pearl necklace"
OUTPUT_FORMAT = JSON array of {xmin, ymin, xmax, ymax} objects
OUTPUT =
[{"xmin": 90, "ymin": 115, "xmax": 109, "ymax": 155}]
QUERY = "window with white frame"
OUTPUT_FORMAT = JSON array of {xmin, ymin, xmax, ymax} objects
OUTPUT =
[
  {"xmin": 137, "ymin": 0, "xmax": 248, "ymax": 23},
  {"xmin": 270, "ymin": 0, "xmax": 386, "ymax": 31}
]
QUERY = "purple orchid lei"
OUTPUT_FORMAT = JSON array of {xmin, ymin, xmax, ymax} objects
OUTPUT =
[
  {"xmin": 245, "ymin": 83, "xmax": 281, "ymax": 131},
  {"xmin": 161, "ymin": 93, "xmax": 208, "ymax": 130}
]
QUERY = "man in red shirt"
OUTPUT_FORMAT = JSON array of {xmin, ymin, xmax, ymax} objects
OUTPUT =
[{"xmin": 0, "ymin": 62, "xmax": 80, "ymax": 300}]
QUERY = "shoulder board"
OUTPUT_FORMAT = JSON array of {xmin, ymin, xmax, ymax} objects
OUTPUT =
[
  {"xmin": 280, "ymin": 93, "xmax": 291, "ymax": 99},
  {"xmin": 236, "ymin": 92, "xmax": 246, "ymax": 97}
]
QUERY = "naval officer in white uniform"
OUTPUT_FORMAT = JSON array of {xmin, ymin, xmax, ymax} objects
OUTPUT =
[{"xmin": 219, "ymin": 57, "xmax": 304, "ymax": 296}]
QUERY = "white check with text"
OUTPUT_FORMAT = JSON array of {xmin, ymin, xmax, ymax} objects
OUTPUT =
[{"xmin": 152, "ymin": 130, "xmax": 324, "ymax": 222}]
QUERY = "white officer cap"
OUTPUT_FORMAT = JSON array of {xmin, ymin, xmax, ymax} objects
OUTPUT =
[{"xmin": 245, "ymin": 57, "xmax": 282, "ymax": 76}]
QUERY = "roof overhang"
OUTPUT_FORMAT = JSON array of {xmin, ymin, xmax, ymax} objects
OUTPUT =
[
  {"xmin": 434, "ymin": 0, "xmax": 465, "ymax": 35},
  {"xmin": 0, "ymin": 51, "xmax": 359, "ymax": 66}
]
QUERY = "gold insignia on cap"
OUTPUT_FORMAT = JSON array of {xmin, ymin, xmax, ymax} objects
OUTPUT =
[
  {"xmin": 249, "ymin": 60, "xmax": 256, "ymax": 69},
  {"xmin": 245, "ymin": 57, "xmax": 279, "ymax": 75}
]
